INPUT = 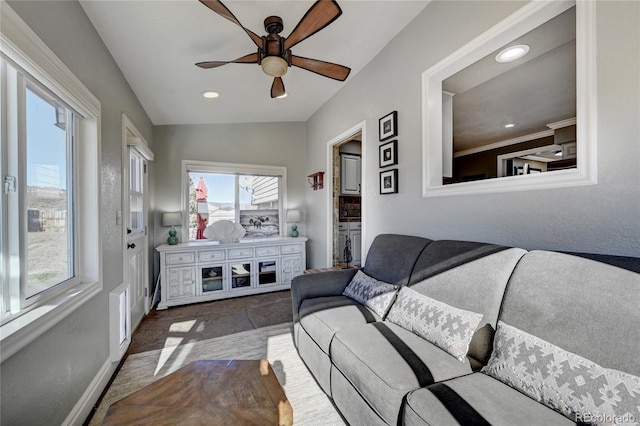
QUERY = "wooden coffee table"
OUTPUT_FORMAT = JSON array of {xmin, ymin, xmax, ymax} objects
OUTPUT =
[{"xmin": 102, "ymin": 359, "xmax": 293, "ymax": 425}]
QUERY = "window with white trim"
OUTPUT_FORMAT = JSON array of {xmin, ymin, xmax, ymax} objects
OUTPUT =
[
  {"xmin": 1, "ymin": 4, "xmax": 101, "ymax": 361},
  {"xmin": 182, "ymin": 161, "xmax": 286, "ymax": 241}
]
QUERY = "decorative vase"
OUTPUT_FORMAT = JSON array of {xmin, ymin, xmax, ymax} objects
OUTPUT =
[{"xmin": 167, "ymin": 227, "xmax": 179, "ymax": 245}]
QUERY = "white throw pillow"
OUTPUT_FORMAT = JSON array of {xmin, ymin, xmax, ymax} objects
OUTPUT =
[
  {"xmin": 482, "ymin": 321, "xmax": 640, "ymax": 426},
  {"xmin": 386, "ymin": 286, "xmax": 483, "ymax": 362},
  {"xmin": 343, "ymin": 270, "xmax": 397, "ymax": 318}
]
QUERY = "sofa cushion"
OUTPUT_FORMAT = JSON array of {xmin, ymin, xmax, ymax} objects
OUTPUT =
[
  {"xmin": 482, "ymin": 321, "xmax": 640, "ymax": 425},
  {"xmin": 403, "ymin": 373, "xmax": 574, "ymax": 426},
  {"xmin": 343, "ymin": 270, "xmax": 397, "ymax": 317},
  {"xmin": 499, "ymin": 251, "xmax": 640, "ymax": 377},
  {"xmin": 299, "ymin": 296, "xmax": 380, "ymax": 353},
  {"xmin": 406, "ymin": 245, "xmax": 527, "ymax": 364},
  {"xmin": 362, "ymin": 234, "xmax": 432, "ymax": 285},
  {"xmin": 331, "ymin": 321, "xmax": 473, "ymax": 425},
  {"xmin": 387, "ymin": 286, "xmax": 483, "ymax": 362}
]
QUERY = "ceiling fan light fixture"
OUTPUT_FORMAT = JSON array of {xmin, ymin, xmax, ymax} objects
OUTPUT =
[
  {"xmin": 202, "ymin": 91, "xmax": 220, "ymax": 99},
  {"xmin": 261, "ymin": 56, "xmax": 288, "ymax": 77},
  {"xmin": 275, "ymin": 93, "xmax": 288, "ymax": 99},
  {"xmin": 495, "ymin": 44, "xmax": 530, "ymax": 63}
]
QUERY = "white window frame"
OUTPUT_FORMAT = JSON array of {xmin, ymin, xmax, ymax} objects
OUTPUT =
[
  {"xmin": 181, "ymin": 160, "xmax": 287, "ymax": 242},
  {"xmin": 0, "ymin": 3, "xmax": 102, "ymax": 362},
  {"xmin": 421, "ymin": 0, "xmax": 596, "ymax": 197}
]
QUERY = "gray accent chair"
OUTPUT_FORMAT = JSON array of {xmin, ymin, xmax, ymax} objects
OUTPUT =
[{"xmin": 291, "ymin": 234, "xmax": 640, "ymax": 425}]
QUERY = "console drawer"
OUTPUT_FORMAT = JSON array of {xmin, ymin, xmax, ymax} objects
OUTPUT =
[
  {"xmin": 228, "ymin": 247, "xmax": 254, "ymax": 259},
  {"xmin": 255, "ymin": 246, "xmax": 279, "ymax": 257},
  {"xmin": 281, "ymin": 243, "xmax": 302, "ymax": 254},
  {"xmin": 199, "ymin": 250, "xmax": 226, "ymax": 262},
  {"xmin": 165, "ymin": 252, "xmax": 195, "ymax": 265}
]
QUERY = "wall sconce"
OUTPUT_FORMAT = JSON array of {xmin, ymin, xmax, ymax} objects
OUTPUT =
[
  {"xmin": 308, "ymin": 172, "xmax": 324, "ymax": 190},
  {"xmin": 161, "ymin": 212, "xmax": 182, "ymax": 245}
]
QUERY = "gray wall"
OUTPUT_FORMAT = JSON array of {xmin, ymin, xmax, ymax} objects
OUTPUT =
[
  {"xmin": 305, "ymin": 0, "xmax": 640, "ymax": 267},
  {"xmin": 152, "ymin": 122, "xmax": 307, "ymax": 248},
  {"xmin": 2, "ymin": 2, "xmax": 154, "ymax": 425}
]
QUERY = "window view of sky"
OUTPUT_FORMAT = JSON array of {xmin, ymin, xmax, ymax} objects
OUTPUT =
[
  {"xmin": 26, "ymin": 87, "xmax": 68, "ymax": 190},
  {"xmin": 190, "ymin": 173, "xmax": 251, "ymax": 204}
]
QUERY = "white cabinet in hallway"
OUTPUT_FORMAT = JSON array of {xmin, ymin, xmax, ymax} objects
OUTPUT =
[{"xmin": 338, "ymin": 222, "xmax": 361, "ymax": 267}]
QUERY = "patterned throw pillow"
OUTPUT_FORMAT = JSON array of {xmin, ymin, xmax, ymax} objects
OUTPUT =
[
  {"xmin": 342, "ymin": 270, "xmax": 398, "ymax": 317},
  {"xmin": 482, "ymin": 321, "xmax": 640, "ymax": 426},
  {"xmin": 386, "ymin": 287, "xmax": 483, "ymax": 362}
]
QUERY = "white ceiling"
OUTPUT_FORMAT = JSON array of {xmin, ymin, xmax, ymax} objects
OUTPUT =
[{"xmin": 79, "ymin": 0, "xmax": 429, "ymax": 125}]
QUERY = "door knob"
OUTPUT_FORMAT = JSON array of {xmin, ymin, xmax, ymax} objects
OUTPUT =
[{"xmin": 127, "ymin": 243, "xmax": 136, "ymax": 249}]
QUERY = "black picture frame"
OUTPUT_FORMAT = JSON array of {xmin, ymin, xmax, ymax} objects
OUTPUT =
[
  {"xmin": 380, "ymin": 169, "xmax": 398, "ymax": 194},
  {"xmin": 379, "ymin": 111, "xmax": 398, "ymax": 141},
  {"xmin": 379, "ymin": 140, "xmax": 398, "ymax": 168}
]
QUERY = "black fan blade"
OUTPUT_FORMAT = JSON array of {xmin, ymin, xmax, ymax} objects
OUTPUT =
[
  {"xmin": 291, "ymin": 55, "xmax": 350, "ymax": 81},
  {"xmin": 199, "ymin": 0, "xmax": 263, "ymax": 48},
  {"xmin": 284, "ymin": 0, "xmax": 342, "ymax": 50},
  {"xmin": 271, "ymin": 77, "xmax": 286, "ymax": 98},
  {"xmin": 196, "ymin": 52, "xmax": 259, "ymax": 69}
]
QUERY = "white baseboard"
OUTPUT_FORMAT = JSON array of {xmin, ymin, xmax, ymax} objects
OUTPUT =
[{"xmin": 62, "ymin": 358, "xmax": 117, "ymax": 426}]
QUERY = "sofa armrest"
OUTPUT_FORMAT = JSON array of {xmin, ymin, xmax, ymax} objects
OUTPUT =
[{"xmin": 291, "ymin": 268, "xmax": 359, "ymax": 323}]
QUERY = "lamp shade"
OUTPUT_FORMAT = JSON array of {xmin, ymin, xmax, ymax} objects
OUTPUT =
[
  {"xmin": 162, "ymin": 212, "xmax": 182, "ymax": 227},
  {"xmin": 286, "ymin": 209, "xmax": 301, "ymax": 223}
]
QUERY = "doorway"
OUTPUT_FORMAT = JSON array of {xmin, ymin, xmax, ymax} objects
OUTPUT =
[
  {"xmin": 122, "ymin": 115, "xmax": 154, "ymax": 330},
  {"xmin": 331, "ymin": 132, "xmax": 363, "ymax": 268}
]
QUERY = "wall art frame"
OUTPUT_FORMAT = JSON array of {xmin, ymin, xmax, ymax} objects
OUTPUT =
[
  {"xmin": 380, "ymin": 169, "xmax": 398, "ymax": 194},
  {"xmin": 379, "ymin": 111, "xmax": 398, "ymax": 141},
  {"xmin": 379, "ymin": 140, "xmax": 398, "ymax": 168}
]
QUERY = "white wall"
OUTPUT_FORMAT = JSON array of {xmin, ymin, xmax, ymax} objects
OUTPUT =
[
  {"xmin": 2, "ymin": 1, "xmax": 154, "ymax": 425},
  {"xmin": 152, "ymin": 122, "xmax": 307, "ymax": 249},
  {"xmin": 305, "ymin": 0, "xmax": 640, "ymax": 267}
]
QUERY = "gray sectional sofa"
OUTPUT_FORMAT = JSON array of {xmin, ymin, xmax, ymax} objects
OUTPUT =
[{"xmin": 291, "ymin": 234, "xmax": 640, "ymax": 425}]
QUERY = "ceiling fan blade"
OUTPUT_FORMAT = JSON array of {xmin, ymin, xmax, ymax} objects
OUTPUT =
[
  {"xmin": 271, "ymin": 77, "xmax": 286, "ymax": 98},
  {"xmin": 199, "ymin": 0, "xmax": 263, "ymax": 48},
  {"xmin": 291, "ymin": 55, "xmax": 350, "ymax": 81},
  {"xmin": 284, "ymin": 0, "xmax": 342, "ymax": 50},
  {"xmin": 196, "ymin": 52, "xmax": 259, "ymax": 69}
]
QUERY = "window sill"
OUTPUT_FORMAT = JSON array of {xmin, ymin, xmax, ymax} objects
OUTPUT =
[{"xmin": 0, "ymin": 281, "xmax": 101, "ymax": 363}]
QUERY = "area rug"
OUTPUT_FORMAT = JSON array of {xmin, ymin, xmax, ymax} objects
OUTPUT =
[{"xmin": 89, "ymin": 322, "xmax": 345, "ymax": 425}]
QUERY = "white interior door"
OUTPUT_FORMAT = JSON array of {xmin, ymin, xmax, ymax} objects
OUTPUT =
[
  {"xmin": 126, "ymin": 148, "xmax": 147, "ymax": 327},
  {"xmin": 122, "ymin": 115, "xmax": 154, "ymax": 330}
]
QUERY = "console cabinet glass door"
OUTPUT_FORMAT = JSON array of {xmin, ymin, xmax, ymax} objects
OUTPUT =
[
  {"xmin": 258, "ymin": 259, "xmax": 278, "ymax": 286},
  {"xmin": 201, "ymin": 265, "xmax": 224, "ymax": 294},
  {"xmin": 230, "ymin": 263, "xmax": 252, "ymax": 289}
]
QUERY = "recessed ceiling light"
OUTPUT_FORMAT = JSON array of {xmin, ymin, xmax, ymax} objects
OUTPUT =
[
  {"xmin": 202, "ymin": 91, "xmax": 219, "ymax": 99},
  {"xmin": 504, "ymin": 123, "xmax": 516, "ymax": 128},
  {"xmin": 495, "ymin": 44, "xmax": 530, "ymax": 63}
]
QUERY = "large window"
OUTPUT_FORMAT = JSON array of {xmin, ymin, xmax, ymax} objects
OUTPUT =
[
  {"xmin": 1, "ymin": 4, "xmax": 101, "ymax": 361},
  {"xmin": 182, "ymin": 161, "xmax": 286, "ymax": 241}
]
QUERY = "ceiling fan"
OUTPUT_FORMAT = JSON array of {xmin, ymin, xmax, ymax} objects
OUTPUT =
[{"xmin": 196, "ymin": 0, "xmax": 351, "ymax": 98}]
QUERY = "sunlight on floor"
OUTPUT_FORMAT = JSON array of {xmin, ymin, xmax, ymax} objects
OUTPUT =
[{"xmin": 154, "ymin": 319, "xmax": 197, "ymax": 376}]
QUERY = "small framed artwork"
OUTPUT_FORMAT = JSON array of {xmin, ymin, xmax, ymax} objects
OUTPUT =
[
  {"xmin": 379, "ymin": 111, "xmax": 398, "ymax": 141},
  {"xmin": 380, "ymin": 169, "xmax": 398, "ymax": 194},
  {"xmin": 379, "ymin": 140, "xmax": 398, "ymax": 168}
]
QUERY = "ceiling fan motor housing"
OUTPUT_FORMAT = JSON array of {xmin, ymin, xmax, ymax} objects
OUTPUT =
[{"xmin": 264, "ymin": 16, "xmax": 284, "ymax": 34}]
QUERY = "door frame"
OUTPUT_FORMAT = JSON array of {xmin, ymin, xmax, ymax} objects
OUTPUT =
[
  {"xmin": 121, "ymin": 114, "xmax": 154, "ymax": 329},
  {"xmin": 325, "ymin": 121, "xmax": 366, "ymax": 267}
]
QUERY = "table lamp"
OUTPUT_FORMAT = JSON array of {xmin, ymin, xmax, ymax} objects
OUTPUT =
[
  {"xmin": 162, "ymin": 212, "xmax": 182, "ymax": 245},
  {"xmin": 286, "ymin": 209, "xmax": 301, "ymax": 238}
]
